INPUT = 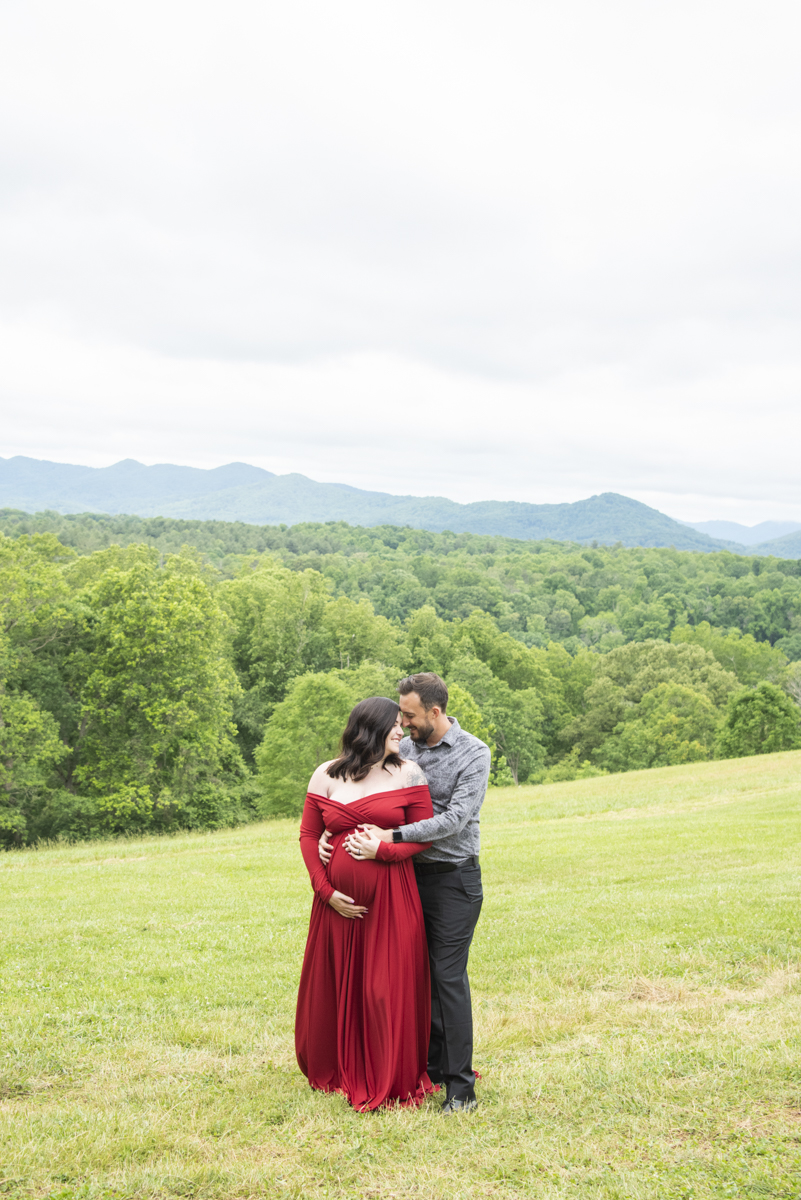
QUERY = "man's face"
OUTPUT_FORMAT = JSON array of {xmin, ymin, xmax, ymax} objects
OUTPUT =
[{"xmin": 399, "ymin": 691, "xmax": 436, "ymax": 743}]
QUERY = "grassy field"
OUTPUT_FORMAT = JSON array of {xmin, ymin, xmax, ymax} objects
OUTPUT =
[{"xmin": 1, "ymin": 754, "xmax": 800, "ymax": 1200}]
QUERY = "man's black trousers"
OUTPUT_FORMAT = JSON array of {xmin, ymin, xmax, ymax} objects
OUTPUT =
[{"xmin": 414, "ymin": 859, "xmax": 483, "ymax": 1102}]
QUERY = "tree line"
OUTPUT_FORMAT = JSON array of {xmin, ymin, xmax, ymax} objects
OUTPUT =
[{"xmin": 2, "ymin": 521, "xmax": 800, "ymax": 848}]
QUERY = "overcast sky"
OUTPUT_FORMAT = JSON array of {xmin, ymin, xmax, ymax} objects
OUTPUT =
[{"xmin": 1, "ymin": 0, "xmax": 800, "ymax": 523}]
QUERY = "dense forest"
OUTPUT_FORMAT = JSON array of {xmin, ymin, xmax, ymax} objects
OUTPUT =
[{"xmin": 2, "ymin": 512, "xmax": 800, "ymax": 847}]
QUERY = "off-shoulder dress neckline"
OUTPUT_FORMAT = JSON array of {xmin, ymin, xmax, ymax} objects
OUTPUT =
[{"xmin": 306, "ymin": 784, "xmax": 428, "ymax": 807}]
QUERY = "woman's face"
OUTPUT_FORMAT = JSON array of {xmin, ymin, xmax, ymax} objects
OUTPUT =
[{"xmin": 384, "ymin": 712, "xmax": 404, "ymax": 758}]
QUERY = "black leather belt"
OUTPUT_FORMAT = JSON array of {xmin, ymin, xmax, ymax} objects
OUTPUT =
[{"xmin": 414, "ymin": 855, "xmax": 479, "ymax": 875}]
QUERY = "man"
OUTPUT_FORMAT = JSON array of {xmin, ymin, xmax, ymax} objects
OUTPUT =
[{"xmin": 326, "ymin": 672, "xmax": 490, "ymax": 1114}]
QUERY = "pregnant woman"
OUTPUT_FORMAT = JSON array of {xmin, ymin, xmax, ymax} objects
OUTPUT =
[{"xmin": 296, "ymin": 696, "xmax": 435, "ymax": 1111}]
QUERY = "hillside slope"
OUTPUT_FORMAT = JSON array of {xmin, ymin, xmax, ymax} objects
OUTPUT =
[
  {"xmin": 749, "ymin": 529, "xmax": 801, "ymax": 558},
  {"xmin": 3, "ymin": 750, "xmax": 800, "ymax": 1198}
]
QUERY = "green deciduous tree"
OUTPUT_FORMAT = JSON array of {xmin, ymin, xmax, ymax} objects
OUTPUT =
[
  {"xmin": 450, "ymin": 610, "xmax": 569, "ymax": 763},
  {"xmin": 563, "ymin": 638, "xmax": 738, "ymax": 758},
  {"xmin": 224, "ymin": 563, "xmax": 404, "ymax": 762},
  {"xmin": 446, "ymin": 682, "xmax": 496, "ymax": 753},
  {"xmin": 320, "ymin": 596, "xmax": 405, "ymax": 672},
  {"xmin": 0, "ymin": 532, "xmax": 72, "ymax": 646},
  {"xmin": 333, "ymin": 660, "xmax": 401, "ymax": 702},
  {"xmin": 453, "ymin": 610, "xmax": 548, "ymax": 691},
  {"xmin": 403, "ymin": 605, "xmax": 453, "ymax": 675},
  {"xmin": 255, "ymin": 661, "xmax": 403, "ymax": 818},
  {"xmin": 578, "ymin": 611, "xmax": 624, "ymax": 650},
  {"xmin": 717, "ymin": 682, "xmax": 801, "ymax": 758},
  {"xmin": 0, "ymin": 633, "xmax": 68, "ymax": 847},
  {"xmin": 671, "ymin": 621, "xmax": 787, "ymax": 685},
  {"xmin": 0, "ymin": 534, "xmax": 77, "ymax": 845},
  {"xmin": 222, "ymin": 561, "xmax": 331, "ymax": 760},
  {"xmin": 785, "ymin": 661, "xmax": 801, "ymax": 707},
  {"xmin": 598, "ymin": 682, "xmax": 719, "ymax": 773},
  {"xmin": 540, "ymin": 747, "xmax": 607, "ymax": 784},
  {"xmin": 449, "ymin": 652, "xmax": 545, "ymax": 784},
  {"xmin": 255, "ymin": 672, "xmax": 354, "ymax": 818},
  {"xmin": 68, "ymin": 556, "xmax": 242, "ymax": 836},
  {"xmin": 490, "ymin": 687, "xmax": 545, "ymax": 785},
  {"xmin": 775, "ymin": 630, "xmax": 801, "ymax": 663}
]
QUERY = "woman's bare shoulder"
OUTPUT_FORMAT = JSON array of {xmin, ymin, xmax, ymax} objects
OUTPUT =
[
  {"xmin": 308, "ymin": 761, "xmax": 335, "ymax": 795},
  {"xmin": 399, "ymin": 758, "xmax": 428, "ymax": 787}
]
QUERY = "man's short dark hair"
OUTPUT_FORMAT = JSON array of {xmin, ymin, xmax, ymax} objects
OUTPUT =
[{"xmin": 397, "ymin": 672, "xmax": 448, "ymax": 713}]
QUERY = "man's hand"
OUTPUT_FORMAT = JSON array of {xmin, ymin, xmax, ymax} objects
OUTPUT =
[
  {"xmin": 318, "ymin": 829, "xmax": 333, "ymax": 865},
  {"xmin": 360, "ymin": 824, "xmax": 393, "ymax": 843},
  {"xmin": 343, "ymin": 827, "xmax": 381, "ymax": 860},
  {"xmin": 328, "ymin": 890, "xmax": 368, "ymax": 919}
]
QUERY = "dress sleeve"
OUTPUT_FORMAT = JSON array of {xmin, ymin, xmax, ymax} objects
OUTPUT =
[
  {"xmin": 375, "ymin": 785, "xmax": 434, "ymax": 863},
  {"xmin": 298, "ymin": 794, "xmax": 335, "ymax": 903}
]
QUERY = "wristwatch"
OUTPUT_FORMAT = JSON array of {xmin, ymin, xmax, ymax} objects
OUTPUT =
[{"xmin": 392, "ymin": 829, "xmax": 404, "ymax": 843}]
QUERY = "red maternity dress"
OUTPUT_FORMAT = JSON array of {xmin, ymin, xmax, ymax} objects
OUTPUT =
[{"xmin": 296, "ymin": 784, "xmax": 435, "ymax": 1111}]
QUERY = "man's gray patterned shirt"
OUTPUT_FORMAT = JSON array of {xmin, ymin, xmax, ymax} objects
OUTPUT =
[{"xmin": 398, "ymin": 717, "xmax": 491, "ymax": 863}]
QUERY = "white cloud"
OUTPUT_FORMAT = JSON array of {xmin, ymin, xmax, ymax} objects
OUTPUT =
[
  {"xmin": 1, "ymin": 0, "xmax": 801, "ymax": 524},
  {"xmin": 3, "ymin": 319, "xmax": 800, "ymax": 523}
]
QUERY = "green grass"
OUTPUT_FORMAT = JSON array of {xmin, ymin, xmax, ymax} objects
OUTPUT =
[{"xmin": 2, "ymin": 753, "xmax": 801, "ymax": 1199}]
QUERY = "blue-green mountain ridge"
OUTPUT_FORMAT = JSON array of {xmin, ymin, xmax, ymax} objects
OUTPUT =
[{"xmin": 1, "ymin": 456, "xmax": 798, "ymax": 557}]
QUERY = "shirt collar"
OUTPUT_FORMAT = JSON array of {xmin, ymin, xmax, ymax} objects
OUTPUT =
[{"xmin": 425, "ymin": 715, "xmax": 460, "ymax": 749}]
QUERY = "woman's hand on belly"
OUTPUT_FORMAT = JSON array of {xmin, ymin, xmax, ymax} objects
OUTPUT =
[
  {"xmin": 328, "ymin": 890, "xmax": 368, "ymax": 919},
  {"xmin": 343, "ymin": 827, "xmax": 381, "ymax": 861}
]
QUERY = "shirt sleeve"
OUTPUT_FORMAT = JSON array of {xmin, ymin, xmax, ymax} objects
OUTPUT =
[
  {"xmin": 375, "ymin": 784, "xmax": 433, "ymax": 862},
  {"xmin": 395, "ymin": 746, "xmax": 491, "ymax": 844},
  {"xmin": 298, "ymin": 794, "xmax": 335, "ymax": 904}
]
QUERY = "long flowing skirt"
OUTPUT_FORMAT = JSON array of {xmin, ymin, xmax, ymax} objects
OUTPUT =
[{"xmin": 295, "ymin": 841, "xmax": 432, "ymax": 1111}]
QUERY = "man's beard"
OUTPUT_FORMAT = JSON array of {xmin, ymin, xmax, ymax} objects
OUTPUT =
[{"xmin": 408, "ymin": 720, "xmax": 434, "ymax": 743}]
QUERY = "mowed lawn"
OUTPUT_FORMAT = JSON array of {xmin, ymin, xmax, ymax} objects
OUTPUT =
[{"xmin": 1, "ymin": 755, "xmax": 800, "ymax": 1200}]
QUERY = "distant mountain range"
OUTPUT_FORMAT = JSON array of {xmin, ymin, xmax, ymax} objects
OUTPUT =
[
  {"xmin": 681, "ymin": 518, "xmax": 801, "ymax": 545},
  {"xmin": 1, "ymin": 456, "xmax": 799, "ymax": 557}
]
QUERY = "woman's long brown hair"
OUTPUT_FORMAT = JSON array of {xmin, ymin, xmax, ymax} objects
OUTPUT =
[{"xmin": 325, "ymin": 696, "xmax": 404, "ymax": 782}]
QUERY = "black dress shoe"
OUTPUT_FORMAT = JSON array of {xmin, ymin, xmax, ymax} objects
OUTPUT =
[{"xmin": 441, "ymin": 1096, "xmax": 478, "ymax": 1115}]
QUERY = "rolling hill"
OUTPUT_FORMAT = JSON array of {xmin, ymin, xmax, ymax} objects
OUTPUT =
[
  {"xmin": 745, "ymin": 528, "xmax": 801, "ymax": 559},
  {"xmin": 0, "ymin": 455, "xmax": 792, "ymax": 554}
]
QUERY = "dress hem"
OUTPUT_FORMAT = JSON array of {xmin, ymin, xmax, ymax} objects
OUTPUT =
[{"xmin": 311, "ymin": 1073, "xmax": 436, "ymax": 1113}]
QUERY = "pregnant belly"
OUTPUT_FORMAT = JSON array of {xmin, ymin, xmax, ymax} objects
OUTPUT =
[{"xmin": 327, "ymin": 840, "xmax": 382, "ymax": 905}]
